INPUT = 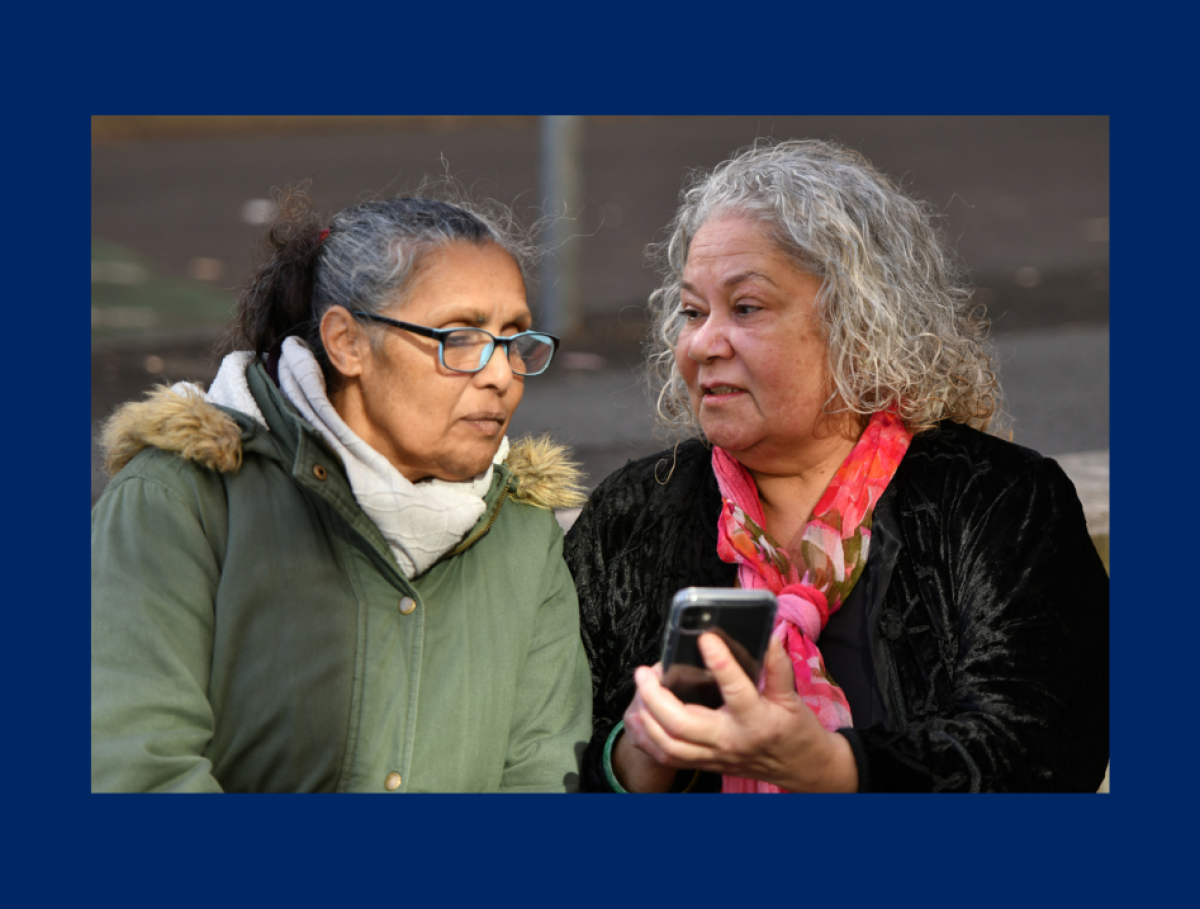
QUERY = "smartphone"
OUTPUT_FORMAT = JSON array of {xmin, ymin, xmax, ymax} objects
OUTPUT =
[{"xmin": 660, "ymin": 587, "xmax": 778, "ymax": 709}]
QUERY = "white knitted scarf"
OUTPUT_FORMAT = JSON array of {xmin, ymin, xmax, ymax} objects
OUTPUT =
[{"xmin": 184, "ymin": 337, "xmax": 506, "ymax": 578}]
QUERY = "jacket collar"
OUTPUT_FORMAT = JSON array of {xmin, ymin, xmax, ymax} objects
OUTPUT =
[{"xmin": 98, "ymin": 358, "xmax": 586, "ymax": 565}]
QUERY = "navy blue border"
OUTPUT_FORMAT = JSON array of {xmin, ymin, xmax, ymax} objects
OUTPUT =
[{"xmin": 33, "ymin": 5, "xmax": 1173, "ymax": 904}]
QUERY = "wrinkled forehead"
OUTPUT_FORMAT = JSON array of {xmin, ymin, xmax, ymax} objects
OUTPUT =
[
  {"xmin": 684, "ymin": 211, "xmax": 819, "ymax": 287},
  {"xmin": 389, "ymin": 241, "xmax": 531, "ymax": 327}
]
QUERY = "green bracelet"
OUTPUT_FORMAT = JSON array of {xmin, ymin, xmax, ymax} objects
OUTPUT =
[
  {"xmin": 603, "ymin": 720, "xmax": 629, "ymax": 793},
  {"xmin": 603, "ymin": 720, "xmax": 702, "ymax": 793}
]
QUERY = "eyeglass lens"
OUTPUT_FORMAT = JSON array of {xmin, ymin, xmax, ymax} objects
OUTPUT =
[{"xmin": 443, "ymin": 330, "xmax": 554, "ymax": 375}]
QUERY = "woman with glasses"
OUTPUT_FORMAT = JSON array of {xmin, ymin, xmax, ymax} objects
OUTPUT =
[
  {"xmin": 91, "ymin": 190, "xmax": 592, "ymax": 792},
  {"xmin": 565, "ymin": 140, "xmax": 1109, "ymax": 793}
]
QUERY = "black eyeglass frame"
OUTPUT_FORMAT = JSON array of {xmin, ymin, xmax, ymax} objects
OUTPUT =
[{"xmin": 351, "ymin": 311, "xmax": 560, "ymax": 376}]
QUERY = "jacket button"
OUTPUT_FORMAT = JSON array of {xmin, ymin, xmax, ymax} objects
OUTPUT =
[
  {"xmin": 384, "ymin": 772, "xmax": 402, "ymax": 791},
  {"xmin": 398, "ymin": 596, "xmax": 417, "ymax": 615},
  {"xmin": 312, "ymin": 464, "xmax": 328, "ymax": 481},
  {"xmin": 880, "ymin": 611, "xmax": 904, "ymax": 641}
]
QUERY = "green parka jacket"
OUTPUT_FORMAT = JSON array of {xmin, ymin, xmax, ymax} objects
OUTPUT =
[{"xmin": 91, "ymin": 361, "xmax": 592, "ymax": 793}]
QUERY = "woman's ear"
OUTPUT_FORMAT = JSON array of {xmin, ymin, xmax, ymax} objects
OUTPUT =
[{"xmin": 321, "ymin": 306, "xmax": 366, "ymax": 378}]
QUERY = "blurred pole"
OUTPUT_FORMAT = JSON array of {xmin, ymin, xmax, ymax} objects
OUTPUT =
[{"xmin": 539, "ymin": 115, "xmax": 584, "ymax": 340}]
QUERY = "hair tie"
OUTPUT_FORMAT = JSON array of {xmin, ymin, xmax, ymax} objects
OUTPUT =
[{"xmin": 318, "ymin": 228, "xmax": 331, "ymax": 243}]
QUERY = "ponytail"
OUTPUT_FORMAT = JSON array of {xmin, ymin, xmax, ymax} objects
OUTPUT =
[{"xmin": 218, "ymin": 184, "xmax": 327, "ymax": 361}]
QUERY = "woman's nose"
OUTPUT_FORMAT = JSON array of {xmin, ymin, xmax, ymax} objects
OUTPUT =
[
  {"xmin": 473, "ymin": 342, "xmax": 516, "ymax": 390},
  {"xmin": 687, "ymin": 312, "xmax": 734, "ymax": 362}
]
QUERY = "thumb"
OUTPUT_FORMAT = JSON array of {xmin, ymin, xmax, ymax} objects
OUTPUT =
[
  {"xmin": 697, "ymin": 632, "xmax": 759, "ymax": 712},
  {"xmin": 760, "ymin": 631, "xmax": 798, "ymax": 701}
]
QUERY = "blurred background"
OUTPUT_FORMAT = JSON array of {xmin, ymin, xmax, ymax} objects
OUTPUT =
[{"xmin": 91, "ymin": 114, "xmax": 1109, "ymax": 544}]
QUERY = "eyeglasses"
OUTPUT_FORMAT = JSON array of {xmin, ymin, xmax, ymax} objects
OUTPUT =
[{"xmin": 352, "ymin": 311, "xmax": 560, "ymax": 376}]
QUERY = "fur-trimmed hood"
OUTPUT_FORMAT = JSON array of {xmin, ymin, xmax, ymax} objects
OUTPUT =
[{"xmin": 100, "ymin": 383, "xmax": 587, "ymax": 512}]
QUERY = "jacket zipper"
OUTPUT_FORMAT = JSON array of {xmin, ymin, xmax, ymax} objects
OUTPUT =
[{"xmin": 447, "ymin": 477, "xmax": 511, "ymax": 557}]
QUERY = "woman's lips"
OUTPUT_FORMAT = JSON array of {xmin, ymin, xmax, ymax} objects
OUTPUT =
[
  {"xmin": 701, "ymin": 384, "xmax": 747, "ymax": 403},
  {"xmin": 461, "ymin": 412, "xmax": 507, "ymax": 434}
]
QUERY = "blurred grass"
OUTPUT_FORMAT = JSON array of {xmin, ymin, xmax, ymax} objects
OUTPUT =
[{"xmin": 91, "ymin": 238, "xmax": 234, "ymax": 341}]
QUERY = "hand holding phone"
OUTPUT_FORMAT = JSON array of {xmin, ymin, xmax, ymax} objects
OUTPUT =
[{"xmin": 660, "ymin": 587, "xmax": 778, "ymax": 709}]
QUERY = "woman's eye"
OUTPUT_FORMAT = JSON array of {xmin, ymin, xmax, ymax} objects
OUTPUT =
[
  {"xmin": 733, "ymin": 302, "xmax": 761, "ymax": 316},
  {"xmin": 445, "ymin": 331, "xmax": 485, "ymax": 349},
  {"xmin": 678, "ymin": 307, "xmax": 702, "ymax": 321}
]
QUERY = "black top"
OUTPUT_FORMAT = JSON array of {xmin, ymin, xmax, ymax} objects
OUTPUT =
[{"xmin": 564, "ymin": 422, "xmax": 1110, "ymax": 792}]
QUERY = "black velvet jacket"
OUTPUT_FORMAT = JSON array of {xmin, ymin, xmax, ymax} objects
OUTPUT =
[{"xmin": 564, "ymin": 422, "xmax": 1110, "ymax": 792}]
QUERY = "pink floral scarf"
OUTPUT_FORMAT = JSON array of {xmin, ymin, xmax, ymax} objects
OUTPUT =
[{"xmin": 713, "ymin": 410, "xmax": 912, "ymax": 793}]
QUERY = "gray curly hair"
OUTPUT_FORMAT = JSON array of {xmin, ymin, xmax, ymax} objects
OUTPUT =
[{"xmin": 645, "ymin": 138, "xmax": 1001, "ymax": 439}]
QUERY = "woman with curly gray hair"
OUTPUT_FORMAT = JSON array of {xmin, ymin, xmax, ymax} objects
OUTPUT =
[{"xmin": 565, "ymin": 139, "xmax": 1108, "ymax": 793}]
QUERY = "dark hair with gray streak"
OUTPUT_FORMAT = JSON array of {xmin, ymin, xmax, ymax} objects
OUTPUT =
[
  {"xmin": 221, "ymin": 181, "xmax": 539, "ymax": 387},
  {"xmin": 645, "ymin": 138, "xmax": 1002, "ymax": 439}
]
